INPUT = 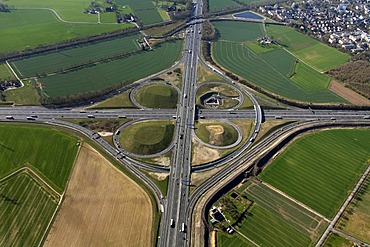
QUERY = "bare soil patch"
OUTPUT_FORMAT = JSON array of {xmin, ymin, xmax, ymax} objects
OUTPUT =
[
  {"xmin": 149, "ymin": 172, "xmax": 169, "ymax": 181},
  {"xmin": 45, "ymin": 144, "xmax": 153, "ymax": 247},
  {"xmin": 206, "ymin": 125, "xmax": 224, "ymax": 145},
  {"xmin": 329, "ymin": 80, "xmax": 370, "ymax": 105},
  {"xmin": 98, "ymin": 131, "xmax": 113, "ymax": 137},
  {"xmin": 192, "ymin": 139, "xmax": 221, "ymax": 166}
]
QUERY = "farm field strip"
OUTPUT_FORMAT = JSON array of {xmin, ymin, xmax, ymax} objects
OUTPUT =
[
  {"xmin": 218, "ymin": 231, "xmax": 256, "ymax": 247},
  {"xmin": 237, "ymin": 180, "xmax": 328, "ymax": 245},
  {"xmin": 212, "ymin": 41, "xmax": 346, "ymax": 103},
  {"xmin": 35, "ymin": 40, "xmax": 182, "ymax": 97},
  {"xmin": 0, "ymin": 172, "xmax": 58, "ymax": 247},
  {"xmin": 209, "ymin": 0, "xmax": 241, "ymax": 12},
  {"xmin": 0, "ymin": 124, "xmax": 79, "ymax": 193},
  {"xmin": 237, "ymin": 204, "xmax": 314, "ymax": 247},
  {"xmin": 0, "ymin": 10, "xmax": 132, "ymax": 54},
  {"xmin": 259, "ymin": 129, "xmax": 370, "ymax": 219},
  {"xmin": 213, "ymin": 21, "xmax": 265, "ymax": 42},
  {"xmin": 45, "ymin": 144, "xmax": 153, "ymax": 247},
  {"xmin": 266, "ymin": 24, "xmax": 350, "ymax": 71},
  {"xmin": 12, "ymin": 34, "xmax": 143, "ymax": 77}
]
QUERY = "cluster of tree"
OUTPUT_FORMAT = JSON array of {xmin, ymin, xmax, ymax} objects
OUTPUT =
[
  {"xmin": 201, "ymin": 20, "xmax": 219, "ymax": 41},
  {"xmin": 0, "ymin": 27, "xmax": 139, "ymax": 62},
  {"xmin": 168, "ymin": 0, "xmax": 193, "ymax": 21},
  {"xmin": 327, "ymin": 60, "xmax": 370, "ymax": 84},
  {"xmin": 345, "ymin": 83, "xmax": 370, "ymax": 100},
  {"xmin": 79, "ymin": 119, "xmax": 121, "ymax": 132},
  {"xmin": 0, "ymin": 80, "xmax": 21, "ymax": 92},
  {"xmin": 219, "ymin": 197, "xmax": 240, "ymax": 222},
  {"xmin": 0, "ymin": 3, "xmax": 9, "ymax": 12},
  {"xmin": 201, "ymin": 40, "xmax": 370, "ymax": 110}
]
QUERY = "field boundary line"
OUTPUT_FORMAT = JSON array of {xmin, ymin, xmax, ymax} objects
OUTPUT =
[
  {"xmin": 260, "ymin": 181, "xmax": 330, "ymax": 222},
  {"xmin": 5, "ymin": 61, "xmax": 24, "ymax": 87},
  {"xmin": 316, "ymin": 162, "xmax": 370, "ymax": 247},
  {"xmin": 0, "ymin": 167, "xmax": 28, "ymax": 183},
  {"xmin": 234, "ymin": 228, "xmax": 260, "ymax": 247},
  {"xmin": 281, "ymin": 47, "xmax": 324, "ymax": 74},
  {"xmin": 24, "ymin": 167, "xmax": 61, "ymax": 197}
]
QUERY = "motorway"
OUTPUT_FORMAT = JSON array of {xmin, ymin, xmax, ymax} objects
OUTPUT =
[{"xmin": 1, "ymin": 3, "xmax": 370, "ymax": 247}]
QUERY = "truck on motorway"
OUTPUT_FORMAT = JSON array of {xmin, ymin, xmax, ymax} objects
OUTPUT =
[
  {"xmin": 5, "ymin": 116, "xmax": 13, "ymax": 119},
  {"xmin": 180, "ymin": 223, "xmax": 186, "ymax": 233},
  {"xmin": 26, "ymin": 117, "xmax": 35, "ymax": 120},
  {"xmin": 87, "ymin": 115, "xmax": 95, "ymax": 118},
  {"xmin": 118, "ymin": 115, "xmax": 126, "ymax": 118},
  {"xmin": 364, "ymin": 115, "xmax": 370, "ymax": 119},
  {"xmin": 170, "ymin": 219, "xmax": 175, "ymax": 228},
  {"xmin": 172, "ymin": 115, "xmax": 177, "ymax": 119},
  {"xmin": 275, "ymin": 116, "xmax": 283, "ymax": 119}
]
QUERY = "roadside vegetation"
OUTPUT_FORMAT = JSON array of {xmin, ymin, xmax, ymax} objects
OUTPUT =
[
  {"xmin": 195, "ymin": 120, "xmax": 239, "ymax": 146},
  {"xmin": 259, "ymin": 128, "xmax": 370, "ymax": 218},
  {"xmin": 119, "ymin": 120, "xmax": 175, "ymax": 155},
  {"xmin": 135, "ymin": 83, "xmax": 178, "ymax": 108},
  {"xmin": 323, "ymin": 233, "xmax": 353, "ymax": 247}
]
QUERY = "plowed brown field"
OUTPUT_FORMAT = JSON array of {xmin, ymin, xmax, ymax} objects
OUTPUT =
[{"xmin": 45, "ymin": 144, "xmax": 153, "ymax": 247}]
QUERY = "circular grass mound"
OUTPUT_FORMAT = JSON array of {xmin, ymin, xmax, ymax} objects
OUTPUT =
[
  {"xmin": 119, "ymin": 121, "xmax": 175, "ymax": 155},
  {"xmin": 196, "ymin": 83, "xmax": 240, "ymax": 109},
  {"xmin": 195, "ymin": 121, "xmax": 239, "ymax": 146},
  {"xmin": 135, "ymin": 84, "xmax": 178, "ymax": 108}
]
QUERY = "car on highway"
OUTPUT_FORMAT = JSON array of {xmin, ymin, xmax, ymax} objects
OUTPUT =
[{"xmin": 170, "ymin": 219, "xmax": 175, "ymax": 228}]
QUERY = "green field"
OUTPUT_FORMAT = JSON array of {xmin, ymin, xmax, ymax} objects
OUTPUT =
[
  {"xmin": 0, "ymin": 63, "xmax": 15, "ymax": 81},
  {"xmin": 1, "ymin": 0, "xmax": 106, "ymax": 22},
  {"xmin": 0, "ymin": 124, "xmax": 79, "ymax": 192},
  {"xmin": 218, "ymin": 232, "xmax": 255, "ymax": 247},
  {"xmin": 213, "ymin": 21, "xmax": 264, "ymax": 42},
  {"xmin": 0, "ymin": 10, "xmax": 133, "ymax": 54},
  {"xmin": 12, "ymin": 33, "xmax": 143, "ymax": 77},
  {"xmin": 119, "ymin": 120, "xmax": 174, "ymax": 155},
  {"xmin": 260, "ymin": 129, "xmax": 370, "ymax": 218},
  {"xmin": 0, "ymin": 172, "xmax": 59, "ymax": 247},
  {"xmin": 116, "ymin": 0, "xmax": 164, "ymax": 25},
  {"xmin": 266, "ymin": 25, "xmax": 350, "ymax": 71},
  {"xmin": 212, "ymin": 41, "xmax": 346, "ymax": 103},
  {"xmin": 209, "ymin": 0, "xmax": 241, "ymax": 12},
  {"xmin": 22, "ymin": 39, "xmax": 182, "ymax": 98},
  {"xmin": 195, "ymin": 121, "xmax": 239, "ymax": 146},
  {"xmin": 237, "ymin": 204, "xmax": 313, "ymax": 246},
  {"xmin": 336, "ymin": 174, "xmax": 370, "ymax": 242},
  {"xmin": 244, "ymin": 42, "xmax": 280, "ymax": 54},
  {"xmin": 323, "ymin": 233, "xmax": 353, "ymax": 247},
  {"xmin": 134, "ymin": 84, "xmax": 178, "ymax": 108}
]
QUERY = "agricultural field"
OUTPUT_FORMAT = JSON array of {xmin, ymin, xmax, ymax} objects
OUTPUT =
[
  {"xmin": 45, "ymin": 144, "xmax": 153, "ymax": 247},
  {"xmin": 14, "ymin": 39, "xmax": 182, "ymax": 98},
  {"xmin": 134, "ymin": 83, "xmax": 178, "ymax": 108},
  {"xmin": 116, "ymin": 0, "xmax": 164, "ymax": 25},
  {"xmin": 92, "ymin": 90, "xmax": 137, "ymax": 109},
  {"xmin": 234, "ymin": 181, "xmax": 328, "ymax": 246},
  {"xmin": 259, "ymin": 128, "xmax": 370, "ymax": 218},
  {"xmin": 209, "ymin": 0, "xmax": 241, "ymax": 12},
  {"xmin": 266, "ymin": 24, "xmax": 350, "ymax": 72},
  {"xmin": 195, "ymin": 120, "xmax": 239, "ymax": 146},
  {"xmin": 336, "ymin": 174, "xmax": 370, "ymax": 242},
  {"xmin": 212, "ymin": 41, "xmax": 346, "ymax": 103},
  {"xmin": 0, "ymin": 124, "xmax": 79, "ymax": 192},
  {"xmin": 0, "ymin": 172, "xmax": 59, "ymax": 247},
  {"xmin": 119, "ymin": 120, "xmax": 175, "ymax": 155},
  {"xmin": 323, "ymin": 233, "xmax": 353, "ymax": 247},
  {"xmin": 1, "ymin": 0, "xmax": 108, "ymax": 22},
  {"xmin": 0, "ymin": 63, "xmax": 15, "ymax": 81},
  {"xmin": 218, "ymin": 232, "xmax": 255, "ymax": 247},
  {"xmin": 0, "ymin": 10, "xmax": 132, "ymax": 54},
  {"xmin": 12, "ymin": 34, "xmax": 143, "ymax": 77},
  {"xmin": 213, "ymin": 21, "xmax": 264, "ymax": 42}
]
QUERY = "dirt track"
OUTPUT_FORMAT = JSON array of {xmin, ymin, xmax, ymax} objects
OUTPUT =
[
  {"xmin": 330, "ymin": 80, "xmax": 370, "ymax": 105},
  {"xmin": 45, "ymin": 144, "xmax": 153, "ymax": 247}
]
